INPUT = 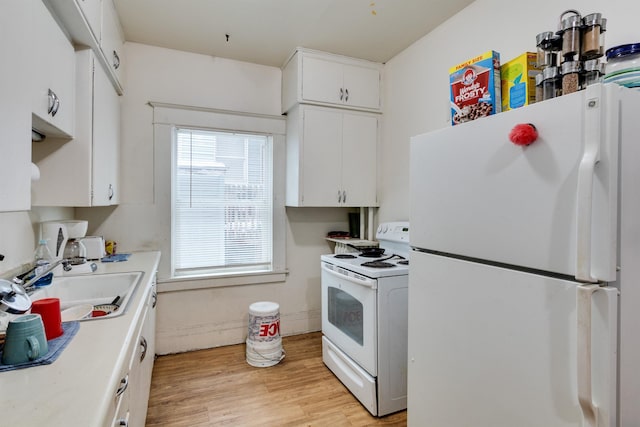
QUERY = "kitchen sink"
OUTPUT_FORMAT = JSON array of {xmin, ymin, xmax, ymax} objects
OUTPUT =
[{"xmin": 29, "ymin": 271, "xmax": 145, "ymax": 321}]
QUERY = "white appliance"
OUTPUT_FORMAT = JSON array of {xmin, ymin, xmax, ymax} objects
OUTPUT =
[
  {"xmin": 408, "ymin": 83, "xmax": 640, "ymax": 427},
  {"xmin": 321, "ymin": 221, "xmax": 410, "ymax": 416}
]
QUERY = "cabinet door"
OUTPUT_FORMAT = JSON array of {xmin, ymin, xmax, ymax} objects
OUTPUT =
[
  {"xmin": 129, "ymin": 286, "xmax": 156, "ymax": 427},
  {"xmin": 76, "ymin": 0, "xmax": 102, "ymax": 41},
  {"xmin": 100, "ymin": 0, "xmax": 125, "ymax": 87},
  {"xmin": 32, "ymin": 0, "xmax": 75, "ymax": 138},
  {"xmin": 300, "ymin": 107, "xmax": 343, "ymax": 206},
  {"xmin": 343, "ymin": 64, "xmax": 381, "ymax": 111},
  {"xmin": 0, "ymin": 0, "xmax": 31, "ymax": 212},
  {"xmin": 341, "ymin": 112, "xmax": 378, "ymax": 207},
  {"xmin": 301, "ymin": 56, "xmax": 344, "ymax": 107},
  {"xmin": 92, "ymin": 56, "xmax": 120, "ymax": 205}
]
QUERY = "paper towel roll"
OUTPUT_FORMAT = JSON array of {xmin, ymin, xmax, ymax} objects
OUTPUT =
[{"xmin": 30, "ymin": 162, "xmax": 40, "ymax": 181}]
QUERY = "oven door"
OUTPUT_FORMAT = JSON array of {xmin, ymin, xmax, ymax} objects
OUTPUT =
[{"xmin": 321, "ymin": 262, "xmax": 377, "ymax": 376}]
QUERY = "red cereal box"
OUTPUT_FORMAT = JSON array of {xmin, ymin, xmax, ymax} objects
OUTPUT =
[{"xmin": 449, "ymin": 51, "xmax": 501, "ymax": 125}]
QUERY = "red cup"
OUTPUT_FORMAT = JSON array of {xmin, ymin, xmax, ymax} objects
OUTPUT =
[{"xmin": 30, "ymin": 298, "xmax": 64, "ymax": 340}]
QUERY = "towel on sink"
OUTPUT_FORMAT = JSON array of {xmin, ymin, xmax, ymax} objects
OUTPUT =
[
  {"xmin": 100, "ymin": 253, "xmax": 131, "ymax": 263},
  {"xmin": 0, "ymin": 321, "xmax": 80, "ymax": 372}
]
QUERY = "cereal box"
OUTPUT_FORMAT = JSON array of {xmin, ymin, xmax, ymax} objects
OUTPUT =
[
  {"xmin": 449, "ymin": 50, "xmax": 501, "ymax": 126},
  {"xmin": 501, "ymin": 52, "xmax": 543, "ymax": 111}
]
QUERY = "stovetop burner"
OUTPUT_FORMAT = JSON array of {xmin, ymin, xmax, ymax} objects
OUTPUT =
[
  {"xmin": 361, "ymin": 261, "xmax": 396, "ymax": 268},
  {"xmin": 334, "ymin": 254, "xmax": 357, "ymax": 259}
]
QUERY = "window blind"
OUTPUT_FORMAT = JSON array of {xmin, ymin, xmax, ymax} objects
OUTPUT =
[{"xmin": 173, "ymin": 128, "xmax": 273, "ymax": 276}]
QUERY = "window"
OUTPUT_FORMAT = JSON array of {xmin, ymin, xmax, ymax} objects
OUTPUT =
[{"xmin": 173, "ymin": 128, "xmax": 274, "ymax": 277}]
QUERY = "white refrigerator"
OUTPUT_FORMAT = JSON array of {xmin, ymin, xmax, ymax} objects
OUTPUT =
[{"xmin": 408, "ymin": 83, "xmax": 640, "ymax": 427}]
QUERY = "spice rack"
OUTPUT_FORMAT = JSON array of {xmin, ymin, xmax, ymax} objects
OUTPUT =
[{"xmin": 536, "ymin": 10, "xmax": 606, "ymax": 102}]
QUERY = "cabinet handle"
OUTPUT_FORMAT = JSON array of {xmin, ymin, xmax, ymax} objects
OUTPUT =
[
  {"xmin": 339, "ymin": 87, "xmax": 344, "ymax": 101},
  {"xmin": 108, "ymin": 184, "xmax": 114, "ymax": 200},
  {"xmin": 342, "ymin": 190, "xmax": 346, "ymax": 203},
  {"xmin": 116, "ymin": 374, "xmax": 129, "ymax": 397},
  {"xmin": 140, "ymin": 336, "xmax": 148, "ymax": 362},
  {"xmin": 152, "ymin": 291, "xmax": 157, "ymax": 308},
  {"xmin": 52, "ymin": 94, "xmax": 60, "ymax": 117},
  {"xmin": 337, "ymin": 190, "xmax": 342, "ymax": 203},
  {"xmin": 47, "ymin": 89, "xmax": 56, "ymax": 115},
  {"xmin": 344, "ymin": 88, "xmax": 349, "ymax": 102},
  {"xmin": 117, "ymin": 420, "xmax": 128, "ymax": 427},
  {"xmin": 113, "ymin": 50, "xmax": 120, "ymax": 70}
]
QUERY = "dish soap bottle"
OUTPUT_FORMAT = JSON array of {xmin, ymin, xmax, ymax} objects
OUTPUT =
[{"xmin": 33, "ymin": 239, "xmax": 54, "ymax": 287}]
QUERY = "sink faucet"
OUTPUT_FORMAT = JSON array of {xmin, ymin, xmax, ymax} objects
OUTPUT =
[{"xmin": 15, "ymin": 259, "xmax": 72, "ymax": 293}]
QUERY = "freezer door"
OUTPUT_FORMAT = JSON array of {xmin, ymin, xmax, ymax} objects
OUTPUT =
[
  {"xmin": 407, "ymin": 251, "xmax": 618, "ymax": 427},
  {"xmin": 410, "ymin": 84, "xmax": 623, "ymax": 281}
]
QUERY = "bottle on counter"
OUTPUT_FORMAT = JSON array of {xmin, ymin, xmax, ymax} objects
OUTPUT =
[{"xmin": 32, "ymin": 239, "xmax": 54, "ymax": 287}]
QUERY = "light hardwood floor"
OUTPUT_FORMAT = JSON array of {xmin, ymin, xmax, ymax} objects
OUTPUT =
[{"xmin": 146, "ymin": 332, "xmax": 407, "ymax": 426}]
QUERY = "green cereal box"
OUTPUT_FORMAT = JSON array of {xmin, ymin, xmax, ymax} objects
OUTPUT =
[
  {"xmin": 449, "ymin": 50, "xmax": 501, "ymax": 125},
  {"xmin": 501, "ymin": 52, "xmax": 543, "ymax": 111}
]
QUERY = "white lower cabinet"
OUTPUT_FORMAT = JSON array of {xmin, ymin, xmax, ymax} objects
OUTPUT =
[
  {"xmin": 286, "ymin": 104, "xmax": 378, "ymax": 207},
  {"xmin": 111, "ymin": 281, "xmax": 156, "ymax": 427},
  {"xmin": 32, "ymin": 48, "xmax": 120, "ymax": 206},
  {"xmin": 32, "ymin": 0, "xmax": 75, "ymax": 138}
]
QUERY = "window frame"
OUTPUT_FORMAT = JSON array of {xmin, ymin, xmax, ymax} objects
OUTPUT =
[
  {"xmin": 151, "ymin": 102, "xmax": 287, "ymax": 289},
  {"xmin": 172, "ymin": 127, "xmax": 274, "ymax": 277}
]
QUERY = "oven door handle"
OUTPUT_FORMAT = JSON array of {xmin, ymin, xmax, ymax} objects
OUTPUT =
[{"xmin": 322, "ymin": 263, "xmax": 377, "ymax": 289}]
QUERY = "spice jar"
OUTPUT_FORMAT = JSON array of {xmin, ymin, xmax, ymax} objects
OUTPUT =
[
  {"xmin": 536, "ymin": 31, "xmax": 559, "ymax": 67},
  {"xmin": 542, "ymin": 66, "xmax": 561, "ymax": 100},
  {"xmin": 561, "ymin": 61, "xmax": 582, "ymax": 95},
  {"xmin": 599, "ymin": 18, "xmax": 607, "ymax": 57},
  {"xmin": 604, "ymin": 43, "xmax": 640, "ymax": 88},
  {"xmin": 535, "ymin": 73, "xmax": 544, "ymax": 103},
  {"xmin": 559, "ymin": 11, "xmax": 582, "ymax": 60},
  {"xmin": 581, "ymin": 13, "xmax": 603, "ymax": 59},
  {"xmin": 583, "ymin": 59, "xmax": 604, "ymax": 86}
]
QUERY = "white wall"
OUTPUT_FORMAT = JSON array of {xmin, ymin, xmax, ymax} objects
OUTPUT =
[
  {"xmin": 0, "ymin": 207, "xmax": 74, "ymax": 277},
  {"xmin": 77, "ymin": 43, "xmax": 353, "ymax": 353},
  {"xmin": 378, "ymin": 0, "xmax": 640, "ymax": 222}
]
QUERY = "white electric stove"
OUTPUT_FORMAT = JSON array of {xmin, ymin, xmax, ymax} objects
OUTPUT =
[{"xmin": 321, "ymin": 221, "xmax": 409, "ymax": 416}]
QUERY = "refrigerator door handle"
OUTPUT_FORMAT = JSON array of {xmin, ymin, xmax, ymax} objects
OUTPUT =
[
  {"xmin": 576, "ymin": 85, "xmax": 603, "ymax": 283},
  {"xmin": 577, "ymin": 284, "xmax": 601, "ymax": 427}
]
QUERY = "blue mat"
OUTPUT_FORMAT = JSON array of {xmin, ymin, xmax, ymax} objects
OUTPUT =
[
  {"xmin": 100, "ymin": 253, "xmax": 131, "ymax": 263},
  {"xmin": 0, "ymin": 321, "xmax": 80, "ymax": 372}
]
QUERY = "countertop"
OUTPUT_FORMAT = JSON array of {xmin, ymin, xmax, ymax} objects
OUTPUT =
[{"xmin": 0, "ymin": 251, "xmax": 161, "ymax": 427}]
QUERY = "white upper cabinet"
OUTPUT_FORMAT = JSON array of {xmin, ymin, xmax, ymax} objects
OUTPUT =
[
  {"xmin": 45, "ymin": 0, "xmax": 125, "ymax": 93},
  {"xmin": 32, "ymin": 0, "xmax": 75, "ymax": 138},
  {"xmin": 282, "ymin": 48, "xmax": 382, "ymax": 114},
  {"xmin": 32, "ymin": 49, "xmax": 120, "ymax": 207},
  {"xmin": 100, "ymin": 0, "xmax": 125, "ymax": 87},
  {"xmin": 285, "ymin": 104, "xmax": 378, "ymax": 207},
  {"xmin": 0, "ymin": 0, "xmax": 32, "ymax": 212}
]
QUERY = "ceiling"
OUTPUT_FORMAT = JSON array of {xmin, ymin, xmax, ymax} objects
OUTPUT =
[{"xmin": 112, "ymin": 0, "xmax": 475, "ymax": 68}]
